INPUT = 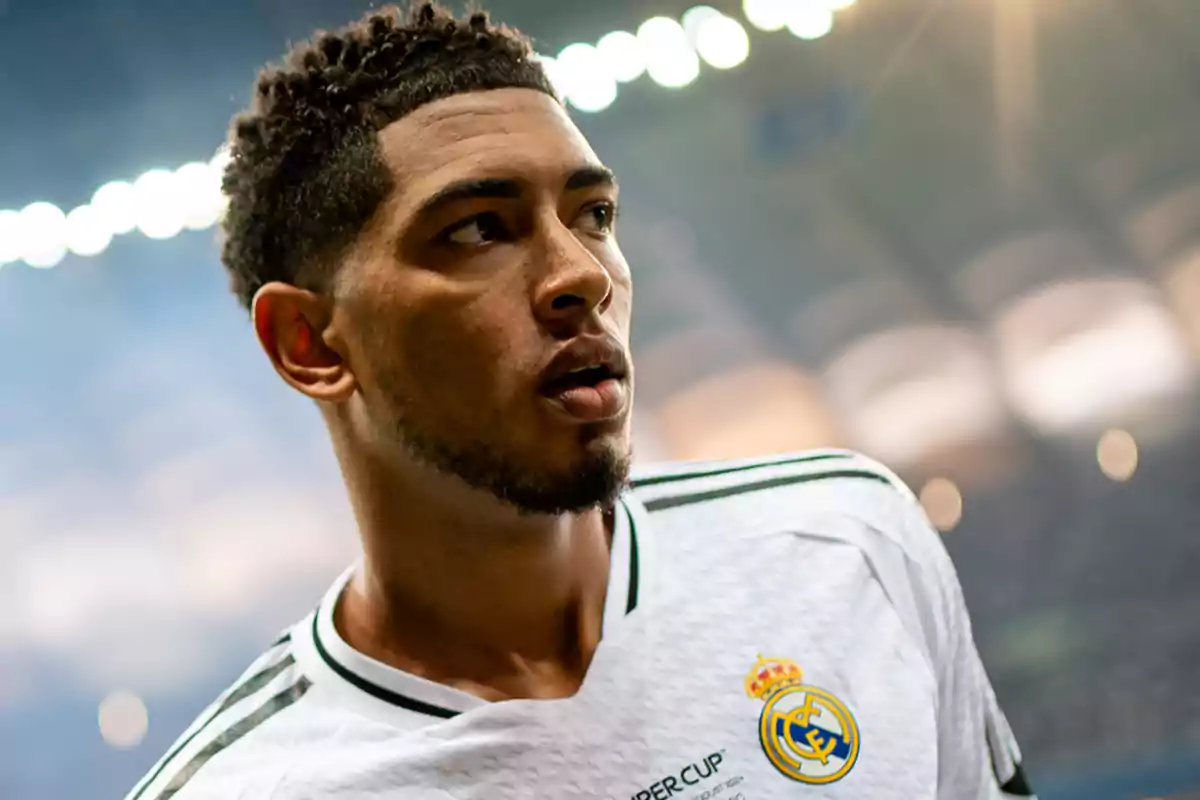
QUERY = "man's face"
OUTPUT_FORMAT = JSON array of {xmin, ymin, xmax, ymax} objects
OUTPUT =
[{"xmin": 333, "ymin": 88, "xmax": 634, "ymax": 514}]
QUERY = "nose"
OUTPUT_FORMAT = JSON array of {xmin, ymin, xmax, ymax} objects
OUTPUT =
[{"xmin": 532, "ymin": 220, "xmax": 614, "ymax": 331}]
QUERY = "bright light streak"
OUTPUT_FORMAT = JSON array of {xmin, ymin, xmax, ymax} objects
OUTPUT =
[
  {"xmin": 596, "ymin": 30, "xmax": 646, "ymax": 83},
  {"xmin": 638, "ymin": 17, "xmax": 701, "ymax": 89},
  {"xmin": 8, "ymin": 12, "xmax": 797, "ymax": 268}
]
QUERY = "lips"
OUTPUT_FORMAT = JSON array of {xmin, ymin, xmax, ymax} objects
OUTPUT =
[{"xmin": 538, "ymin": 336, "xmax": 631, "ymax": 422}]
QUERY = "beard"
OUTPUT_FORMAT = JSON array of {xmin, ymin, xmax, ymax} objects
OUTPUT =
[{"xmin": 398, "ymin": 417, "xmax": 632, "ymax": 516}]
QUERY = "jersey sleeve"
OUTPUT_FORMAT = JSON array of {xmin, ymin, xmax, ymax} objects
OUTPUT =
[
  {"xmin": 892, "ymin": 481, "xmax": 1036, "ymax": 799},
  {"xmin": 827, "ymin": 452, "xmax": 1035, "ymax": 799},
  {"xmin": 930, "ymin": 539, "xmax": 1034, "ymax": 798}
]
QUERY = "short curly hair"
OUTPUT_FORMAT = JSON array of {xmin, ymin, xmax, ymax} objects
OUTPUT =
[{"xmin": 220, "ymin": 2, "xmax": 556, "ymax": 310}]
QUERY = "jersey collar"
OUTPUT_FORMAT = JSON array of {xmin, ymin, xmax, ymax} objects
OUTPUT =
[{"xmin": 302, "ymin": 492, "xmax": 651, "ymax": 722}]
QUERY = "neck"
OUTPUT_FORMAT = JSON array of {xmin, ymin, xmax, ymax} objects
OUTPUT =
[{"xmin": 328, "ymin": 421, "xmax": 614, "ymax": 701}]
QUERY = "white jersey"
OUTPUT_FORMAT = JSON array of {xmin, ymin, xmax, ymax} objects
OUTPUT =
[{"xmin": 127, "ymin": 450, "xmax": 1034, "ymax": 800}]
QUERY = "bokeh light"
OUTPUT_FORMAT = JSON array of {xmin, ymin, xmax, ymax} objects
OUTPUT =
[
  {"xmin": 743, "ymin": 0, "xmax": 791, "ymax": 31},
  {"xmin": 694, "ymin": 13, "xmax": 751, "ymax": 69},
  {"xmin": 90, "ymin": 180, "xmax": 138, "ymax": 236},
  {"xmin": 556, "ymin": 43, "xmax": 619, "ymax": 113},
  {"xmin": 65, "ymin": 204, "xmax": 114, "ymax": 257},
  {"xmin": 788, "ymin": 4, "xmax": 835, "ymax": 40},
  {"xmin": 18, "ymin": 201, "xmax": 68, "ymax": 268},
  {"xmin": 98, "ymin": 690, "xmax": 149, "ymax": 749},
  {"xmin": 174, "ymin": 161, "xmax": 226, "ymax": 231},
  {"xmin": 596, "ymin": 30, "xmax": 645, "ymax": 83},
  {"xmin": 133, "ymin": 168, "xmax": 187, "ymax": 240},
  {"xmin": 682, "ymin": 6, "xmax": 724, "ymax": 44},
  {"xmin": 638, "ymin": 17, "xmax": 701, "ymax": 89},
  {"xmin": 919, "ymin": 477, "xmax": 964, "ymax": 532},
  {"xmin": 1097, "ymin": 428, "xmax": 1139, "ymax": 482}
]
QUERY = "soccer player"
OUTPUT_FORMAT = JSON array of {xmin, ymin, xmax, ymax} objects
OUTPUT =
[{"xmin": 127, "ymin": 4, "xmax": 1034, "ymax": 798}]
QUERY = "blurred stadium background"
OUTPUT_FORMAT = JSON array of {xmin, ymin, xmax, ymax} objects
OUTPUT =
[{"xmin": 2, "ymin": 0, "xmax": 1199, "ymax": 797}]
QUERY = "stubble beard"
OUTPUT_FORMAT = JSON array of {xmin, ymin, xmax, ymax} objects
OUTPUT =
[{"xmin": 397, "ymin": 416, "xmax": 632, "ymax": 516}]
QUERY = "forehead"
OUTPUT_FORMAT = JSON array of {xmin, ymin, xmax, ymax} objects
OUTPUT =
[{"xmin": 377, "ymin": 88, "xmax": 603, "ymax": 209}]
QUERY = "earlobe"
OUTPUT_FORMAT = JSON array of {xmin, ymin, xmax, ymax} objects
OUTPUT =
[{"xmin": 252, "ymin": 282, "xmax": 358, "ymax": 403}]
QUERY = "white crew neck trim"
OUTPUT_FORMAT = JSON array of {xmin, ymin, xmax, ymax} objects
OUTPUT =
[{"xmin": 305, "ymin": 493, "xmax": 648, "ymax": 721}]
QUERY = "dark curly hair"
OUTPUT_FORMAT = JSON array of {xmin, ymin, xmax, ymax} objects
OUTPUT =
[{"xmin": 220, "ymin": 2, "xmax": 556, "ymax": 310}]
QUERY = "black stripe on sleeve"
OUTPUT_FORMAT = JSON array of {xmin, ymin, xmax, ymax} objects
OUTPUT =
[
  {"xmin": 643, "ymin": 468, "xmax": 893, "ymax": 512},
  {"xmin": 999, "ymin": 763, "xmax": 1034, "ymax": 797},
  {"xmin": 153, "ymin": 677, "xmax": 312, "ymax": 800},
  {"xmin": 631, "ymin": 451, "xmax": 852, "ymax": 489},
  {"xmin": 310, "ymin": 613, "xmax": 459, "ymax": 719},
  {"xmin": 128, "ymin": 653, "xmax": 296, "ymax": 800}
]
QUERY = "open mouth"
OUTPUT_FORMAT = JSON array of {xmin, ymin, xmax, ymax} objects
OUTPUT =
[
  {"xmin": 540, "ymin": 364, "xmax": 619, "ymax": 396},
  {"xmin": 538, "ymin": 363, "xmax": 628, "ymax": 422}
]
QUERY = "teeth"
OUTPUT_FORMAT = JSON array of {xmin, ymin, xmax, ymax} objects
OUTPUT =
[{"xmin": 568, "ymin": 365, "xmax": 596, "ymax": 374}]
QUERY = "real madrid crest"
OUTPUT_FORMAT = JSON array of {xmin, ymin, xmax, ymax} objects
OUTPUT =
[{"xmin": 744, "ymin": 655, "xmax": 860, "ymax": 785}]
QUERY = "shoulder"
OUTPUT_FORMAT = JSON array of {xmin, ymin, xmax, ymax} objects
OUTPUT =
[
  {"xmin": 124, "ymin": 627, "xmax": 316, "ymax": 800},
  {"xmin": 629, "ymin": 447, "xmax": 917, "ymax": 524},
  {"xmin": 629, "ymin": 448, "xmax": 952, "ymax": 603}
]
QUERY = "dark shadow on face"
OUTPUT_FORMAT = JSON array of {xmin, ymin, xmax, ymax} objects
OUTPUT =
[{"xmin": 339, "ymin": 88, "xmax": 636, "ymax": 515}]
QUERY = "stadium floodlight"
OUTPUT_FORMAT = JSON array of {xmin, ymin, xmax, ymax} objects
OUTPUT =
[
  {"xmin": 19, "ymin": 201, "xmax": 68, "ymax": 268},
  {"xmin": 132, "ymin": 169, "xmax": 187, "ymax": 240},
  {"xmin": 638, "ymin": 17, "xmax": 701, "ymax": 89},
  {"xmin": 4, "ymin": 5, "xmax": 825, "ymax": 271},
  {"xmin": 787, "ymin": 4, "xmax": 835, "ymax": 40},
  {"xmin": 0, "ymin": 209, "xmax": 23, "ymax": 265},
  {"xmin": 65, "ymin": 205, "xmax": 114, "ymax": 257},
  {"xmin": 996, "ymin": 278, "xmax": 1194, "ymax": 433},
  {"xmin": 555, "ymin": 43, "xmax": 619, "ymax": 113},
  {"xmin": 694, "ymin": 13, "xmax": 751, "ymax": 69},
  {"xmin": 742, "ymin": 0, "xmax": 791, "ymax": 31},
  {"xmin": 91, "ymin": 180, "xmax": 138, "ymax": 236},
  {"xmin": 596, "ymin": 31, "xmax": 646, "ymax": 83}
]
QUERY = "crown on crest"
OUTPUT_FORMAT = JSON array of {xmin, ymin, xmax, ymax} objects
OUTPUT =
[{"xmin": 744, "ymin": 655, "xmax": 804, "ymax": 700}]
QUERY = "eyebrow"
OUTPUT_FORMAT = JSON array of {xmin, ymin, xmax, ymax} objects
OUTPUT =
[
  {"xmin": 565, "ymin": 165, "xmax": 617, "ymax": 191},
  {"xmin": 413, "ymin": 166, "xmax": 617, "ymax": 219}
]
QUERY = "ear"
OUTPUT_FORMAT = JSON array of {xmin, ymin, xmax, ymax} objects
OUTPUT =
[{"xmin": 251, "ymin": 282, "xmax": 357, "ymax": 403}]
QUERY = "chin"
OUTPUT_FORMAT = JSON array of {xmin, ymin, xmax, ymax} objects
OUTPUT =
[{"xmin": 508, "ymin": 439, "xmax": 632, "ymax": 515}]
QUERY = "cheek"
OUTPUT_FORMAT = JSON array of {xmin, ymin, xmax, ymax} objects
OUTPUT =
[{"xmin": 399, "ymin": 295, "xmax": 534, "ymax": 405}]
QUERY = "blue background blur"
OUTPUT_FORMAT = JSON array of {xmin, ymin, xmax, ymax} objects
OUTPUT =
[{"xmin": 2, "ymin": 1, "xmax": 1199, "ymax": 798}]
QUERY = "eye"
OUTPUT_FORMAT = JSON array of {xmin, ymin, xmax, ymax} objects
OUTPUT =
[
  {"xmin": 578, "ymin": 202, "xmax": 618, "ymax": 235},
  {"xmin": 440, "ymin": 212, "xmax": 511, "ymax": 247}
]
